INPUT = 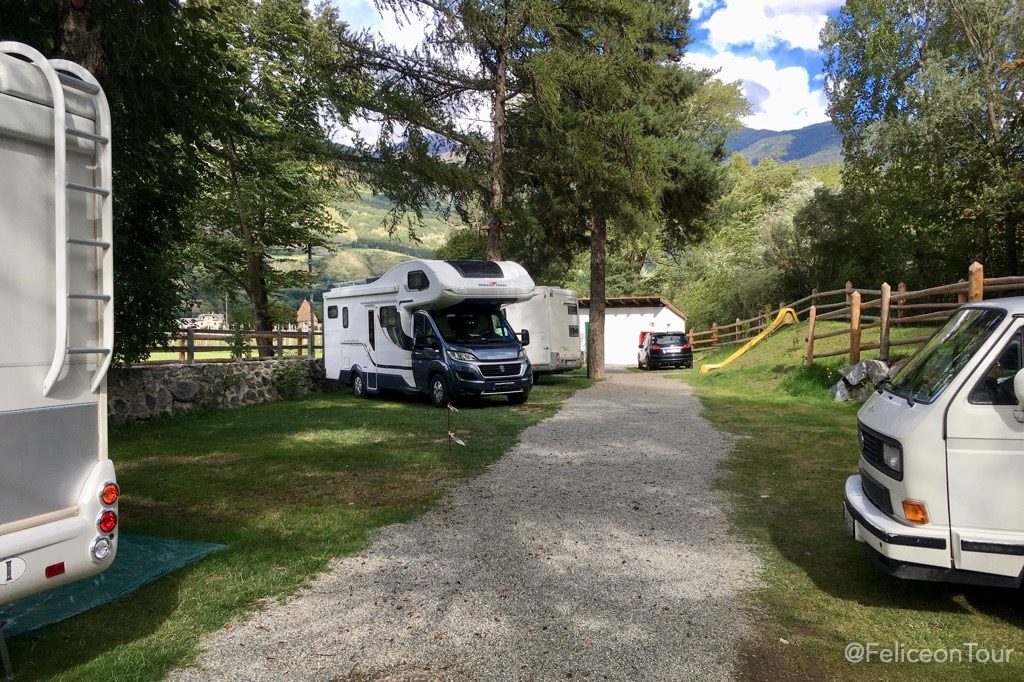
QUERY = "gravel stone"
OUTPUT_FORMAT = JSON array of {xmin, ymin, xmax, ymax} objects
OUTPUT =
[{"xmin": 168, "ymin": 369, "xmax": 760, "ymax": 681}]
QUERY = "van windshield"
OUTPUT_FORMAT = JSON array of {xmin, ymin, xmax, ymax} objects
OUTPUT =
[
  {"xmin": 433, "ymin": 309, "xmax": 515, "ymax": 344},
  {"xmin": 889, "ymin": 308, "xmax": 1005, "ymax": 404}
]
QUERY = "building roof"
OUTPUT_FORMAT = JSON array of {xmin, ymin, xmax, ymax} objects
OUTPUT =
[
  {"xmin": 297, "ymin": 299, "xmax": 318, "ymax": 324},
  {"xmin": 578, "ymin": 296, "xmax": 687, "ymax": 320}
]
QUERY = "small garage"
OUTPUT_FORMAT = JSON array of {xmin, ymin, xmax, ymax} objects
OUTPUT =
[{"xmin": 578, "ymin": 296, "xmax": 688, "ymax": 366}]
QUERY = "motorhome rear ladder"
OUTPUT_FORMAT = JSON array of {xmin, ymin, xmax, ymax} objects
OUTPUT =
[{"xmin": 0, "ymin": 44, "xmax": 115, "ymax": 396}]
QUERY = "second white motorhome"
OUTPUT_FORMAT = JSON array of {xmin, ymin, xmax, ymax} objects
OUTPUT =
[
  {"xmin": 324, "ymin": 259, "xmax": 536, "ymax": 406},
  {"xmin": 0, "ymin": 43, "xmax": 120, "ymax": 611},
  {"xmin": 504, "ymin": 286, "xmax": 583, "ymax": 375}
]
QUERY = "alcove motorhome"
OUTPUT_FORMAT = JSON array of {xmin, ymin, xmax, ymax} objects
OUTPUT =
[
  {"xmin": 0, "ymin": 43, "xmax": 120, "ymax": 612},
  {"xmin": 504, "ymin": 286, "xmax": 583, "ymax": 375},
  {"xmin": 324, "ymin": 259, "xmax": 536, "ymax": 407}
]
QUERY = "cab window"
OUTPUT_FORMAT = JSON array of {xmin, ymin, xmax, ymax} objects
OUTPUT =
[{"xmin": 970, "ymin": 331, "xmax": 1023, "ymax": 405}]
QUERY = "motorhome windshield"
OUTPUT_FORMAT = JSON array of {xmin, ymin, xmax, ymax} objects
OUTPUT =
[
  {"xmin": 433, "ymin": 309, "xmax": 516, "ymax": 344},
  {"xmin": 889, "ymin": 308, "xmax": 1005, "ymax": 404}
]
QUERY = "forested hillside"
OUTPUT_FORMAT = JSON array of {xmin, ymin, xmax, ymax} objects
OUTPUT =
[{"xmin": 726, "ymin": 122, "xmax": 842, "ymax": 166}]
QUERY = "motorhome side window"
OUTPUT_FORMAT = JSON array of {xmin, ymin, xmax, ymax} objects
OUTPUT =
[
  {"xmin": 380, "ymin": 306, "xmax": 413, "ymax": 350},
  {"xmin": 566, "ymin": 303, "xmax": 578, "ymax": 316},
  {"xmin": 970, "ymin": 331, "xmax": 1023, "ymax": 405},
  {"xmin": 367, "ymin": 310, "xmax": 375, "ymax": 350},
  {"xmin": 327, "ymin": 305, "xmax": 338, "ymax": 319},
  {"xmin": 407, "ymin": 270, "xmax": 429, "ymax": 291},
  {"xmin": 342, "ymin": 307, "xmax": 349, "ymax": 328}
]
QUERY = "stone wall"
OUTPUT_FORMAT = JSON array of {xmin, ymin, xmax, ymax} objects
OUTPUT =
[{"xmin": 107, "ymin": 358, "xmax": 326, "ymax": 424}]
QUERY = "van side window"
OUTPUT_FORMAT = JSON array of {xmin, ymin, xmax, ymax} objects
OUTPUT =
[
  {"xmin": 380, "ymin": 306, "xmax": 413, "ymax": 350},
  {"xmin": 407, "ymin": 271, "xmax": 429, "ymax": 291},
  {"xmin": 970, "ymin": 332, "xmax": 1023, "ymax": 405},
  {"xmin": 327, "ymin": 305, "xmax": 338, "ymax": 319},
  {"xmin": 368, "ymin": 309, "xmax": 375, "ymax": 350},
  {"xmin": 342, "ymin": 307, "xmax": 349, "ymax": 328},
  {"xmin": 566, "ymin": 303, "xmax": 578, "ymax": 316},
  {"xmin": 414, "ymin": 312, "xmax": 433, "ymax": 340}
]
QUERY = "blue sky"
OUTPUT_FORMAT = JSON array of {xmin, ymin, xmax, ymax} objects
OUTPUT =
[{"xmin": 332, "ymin": 0, "xmax": 844, "ymax": 133}]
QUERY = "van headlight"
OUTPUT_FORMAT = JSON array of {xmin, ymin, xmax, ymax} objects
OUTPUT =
[
  {"xmin": 883, "ymin": 442, "xmax": 902, "ymax": 473},
  {"xmin": 517, "ymin": 349, "xmax": 526, "ymax": 359},
  {"xmin": 448, "ymin": 350, "xmax": 476, "ymax": 362}
]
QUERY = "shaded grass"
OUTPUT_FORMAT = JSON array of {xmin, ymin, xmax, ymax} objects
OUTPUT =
[
  {"xmin": 667, "ymin": 322, "xmax": 1024, "ymax": 680},
  {"xmin": 8, "ymin": 373, "xmax": 592, "ymax": 681}
]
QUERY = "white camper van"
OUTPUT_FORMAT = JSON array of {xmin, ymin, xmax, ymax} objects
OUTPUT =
[
  {"xmin": 0, "ymin": 44, "xmax": 120, "ymax": 609},
  {"xmin": 844, "ymin": 299, "xmax": 1024, "ymax": 587},
  {"xmin": 504, "ymin": 286, "xmax": 583, "ymax": 375},
  {"xmin": 324, "ymin": 259, "xmax": 536, "ymax": 407}
]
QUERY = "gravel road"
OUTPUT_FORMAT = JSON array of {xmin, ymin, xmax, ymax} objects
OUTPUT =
[{"xmin": 169, "ymin": 369, "xmax": 759, "ymax": 681}]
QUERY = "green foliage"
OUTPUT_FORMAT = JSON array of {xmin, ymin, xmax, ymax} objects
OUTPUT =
[
  {"xmin": 226, "ymin": 321, "xmax": 251, "ymax": 360},
  {"xmin": 271, "ymin": 361, "xmax": 307, "ymax": 400}
]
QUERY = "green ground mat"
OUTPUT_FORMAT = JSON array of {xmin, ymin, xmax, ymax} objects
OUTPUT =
[{"xmin": 0, "ymin": 534, "xmax": 225, "ymax": 637}]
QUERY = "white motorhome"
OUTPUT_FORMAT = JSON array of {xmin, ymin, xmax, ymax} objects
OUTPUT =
[
  {"xmin": 324, "ymin": 259, "xmax": 536, "ymax": 407},
  {"xmin": 0, "ymin": 44, "xmax": 120, "ymax": 609},
  {"xmin": 845, "ymin": 299, "xmax": 1024, "ymax": 587},
  {"xmin": 504, "ymin": 286, "xmax": 583, "ymax": 375}
]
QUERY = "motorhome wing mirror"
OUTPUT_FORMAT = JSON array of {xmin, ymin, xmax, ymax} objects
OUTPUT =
[{"xmin": 520, "ymin": 329, "xmax": 530, "ymax": 347}]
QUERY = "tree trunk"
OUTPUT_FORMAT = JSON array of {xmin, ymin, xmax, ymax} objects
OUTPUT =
[
  {"xmin": 57, "ymin": 0, "xmax": 105, "ymax": 77},
  {"xmin": 247, "ymin": 255, "xmax": 276, "ymax": 358},
  {"xmin": 587, "ymin": 211, "xmax": 606, "ymax": 379},
  {"xmin": 486, "ymin": 43, "xmax": 507, "ymax": 262}
]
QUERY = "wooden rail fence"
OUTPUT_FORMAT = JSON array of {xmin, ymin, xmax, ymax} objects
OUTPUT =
[
  {"xmin": 139, "ymin": 328, "xmax": 323, "ymax": 364},
  {"xmin": 688, "ymin": 261, "xmax": 1024, "ymax": 366}
]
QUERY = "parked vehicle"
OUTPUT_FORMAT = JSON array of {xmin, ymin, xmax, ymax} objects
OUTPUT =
[
  {"xmin": 503, "ymin": 286, "xmax": 583, "ymax": 376},
  {"xmin": 323, "ymin": 259, "xmax": 535, "ymax": 407},
  {"xmin": 844, "ymin": 299, "xmax": 1024, "ymax": 587},
  {"xmin": 638, "ymin": 332, "xmax": 692, "ymax": 370},
  {"xmin": 0, "ymin": 43, "xmax": 120, "ymax": 609}
]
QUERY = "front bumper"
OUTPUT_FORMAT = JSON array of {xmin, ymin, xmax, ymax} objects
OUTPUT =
[
  {"xmin": 449, "ymin": 360, "xmax": 532, "ymax": 396},
  {"xmin": 844, "ymin": 474, "xmax": 950, "ymax": 571}
]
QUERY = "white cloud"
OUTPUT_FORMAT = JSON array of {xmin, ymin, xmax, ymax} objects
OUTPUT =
[
  {"xmin": 686, "ymin": 51, "xmax": 829, "ymax": 130},
  {"xmin": 701, "ymin": 0, "xmax": 842, "ymax": 52}
]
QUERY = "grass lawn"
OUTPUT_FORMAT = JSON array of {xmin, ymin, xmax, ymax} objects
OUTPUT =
[
  {"xmin": 663, "ymin": 322, "xmax": 1024, "ymax": 680},
  {"xmin": 8, "ymin": 372, "xmax": 592, "ymax": 681}
]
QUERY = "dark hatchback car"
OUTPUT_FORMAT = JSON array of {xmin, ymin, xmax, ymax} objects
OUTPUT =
[{"xmin": 638, "ymin": 332, "xmax": 693, "ymax": 370}]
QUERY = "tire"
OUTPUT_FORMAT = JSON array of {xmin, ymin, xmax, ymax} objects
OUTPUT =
[
  {"xmin": 637, "ymin": 357, "xmax": 643, "ymax": 369},
  {"xmin": 507, "ymin": 390, "xmax": 529, "ymax": 405},
  {"xmin": 429, "ymin": 374, "xmax": 450, "ymax": 408},
  {"xmin": 352, "ymin": 371, "xmax": 367, "ymax": 399}
]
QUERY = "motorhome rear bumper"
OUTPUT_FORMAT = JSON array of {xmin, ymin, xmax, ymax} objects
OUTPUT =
[
  {"xmin": 844, "ymin": 475, "xmax": 950, "ymax": 570},
  {"xmin": 532, "ymin": 353, "xmax": 583, "ymax": 373}
]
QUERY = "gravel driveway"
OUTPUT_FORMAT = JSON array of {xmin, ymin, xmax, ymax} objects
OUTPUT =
[{"xmin": 169, "ymin": 369, "xmax": 759, "ymax": 681}]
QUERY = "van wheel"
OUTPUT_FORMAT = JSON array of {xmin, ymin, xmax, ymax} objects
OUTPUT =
[
  {"xmin": 507, "ymin": 390, "xmax": 529, "ymax": 405},
  {"xmin": 352, "ymin": 371, "xmax": 368, "ymax": 399},
  {"xmin": 429, "ymin": 374, "xmax": 450, "ymax": 408}
]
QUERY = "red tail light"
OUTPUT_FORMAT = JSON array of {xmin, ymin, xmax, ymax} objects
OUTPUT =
[
  {"xmin": 682, "ymin": 343, "xmax": 691, "ymax": 350},
  {"xmin": 98, "ymin": 510, "xmax": 118, "ymax": 534},
  {"xmin": 100, "ymin": 482, "xmax": 120, "ymax": 506},
  {"xmin": 652, "ymin": 344, "xmax": 662, "ymax": 351}
]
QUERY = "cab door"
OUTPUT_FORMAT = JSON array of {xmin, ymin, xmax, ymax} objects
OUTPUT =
[
  {"xmin": 945, "ymin": 322, "xmax": 1024, "ymax": 577},
  {"xmin": 411, "ymin": 312, "xmax": 441, "ymax": 392}
]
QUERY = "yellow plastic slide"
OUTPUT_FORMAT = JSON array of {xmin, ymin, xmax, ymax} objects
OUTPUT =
[{"xmin": 699, "ymin": 307, "xmax": 799, "ymax": 374}]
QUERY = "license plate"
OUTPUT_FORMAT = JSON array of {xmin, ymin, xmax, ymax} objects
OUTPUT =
[
  {"xmin": 843, "ymin": 503, "xmax": 855, "ymax": 538},
  {"xmin": 666, "ymin": 346, "xmax": 680, "ymax": 352}
]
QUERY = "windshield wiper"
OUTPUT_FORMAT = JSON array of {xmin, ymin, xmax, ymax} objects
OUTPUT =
[{"xmin": 875, "ymin": 377, "xmax": 891, "ymax": 394}]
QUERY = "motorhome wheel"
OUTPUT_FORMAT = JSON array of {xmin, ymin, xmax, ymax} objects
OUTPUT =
[
  {"xmin": 352, "ymin": 371, "xmax": 367, "ymax": 398},
  {"xmin": 430, "ymin": 374, "xmax": 450, "ymax": 408}
]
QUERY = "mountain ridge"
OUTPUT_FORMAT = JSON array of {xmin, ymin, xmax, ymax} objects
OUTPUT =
[{"xmin": 726, "ymin": 121, "xmax": 842, "ymax": 167}]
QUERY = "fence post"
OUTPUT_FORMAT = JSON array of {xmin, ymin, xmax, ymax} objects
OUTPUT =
[
  {"xmin": 968, "ymin": 261, "xmax": 984, "ymax": 302},
  {"xmin": 186, "ymin": 328, "xmax": 195, "ymax": 365},
  {"xmin": 308, "ymin": 328, "xmax": 315, "ymax": 357},
  {"xmin": 957, "ymin": 279, "xmax": 967, "ymax": 305},
  {"xmin": 805, "ymin": 305, "xmax": 817, "ymax": 367},
  {"xmin": 845, "ymin": 281, "xmax": 853, "ymax": 320},
  {"xmin": 177, "ymin": 333, "xmax": 186, "ymax": 363},
  {"xmin": 850, "ymin": 291, "xmax": 862, "ymax": 365},
  {"xmin": 276, "ymin": 330, "xmax": 284, "ymax": 357},
  {"xmin": 711, "ymin": 322, "xmax": 719, "ymax": 347},
  {"xmin": 811, "ymin": 287, "xmax": 818, "ymax": 309},
  {"xmin": 879, "ymin": 283, "xmax": 891, "ymax": 364},
  {"xmin": 735, "ymin": 318, "xmax": 742, "ymax": 341},
  {"xmin": 896, "ymin": 282, "xmax": 906, "ymax": 321}
]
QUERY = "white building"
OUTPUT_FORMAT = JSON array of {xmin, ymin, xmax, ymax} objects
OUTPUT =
[
  {"xmin": 578, "ymin": 296, "xmax": 688, "ymax": 365},
  {"xmin": 197, "ymin": 312, "xmax": 225, "ymax": 330}
]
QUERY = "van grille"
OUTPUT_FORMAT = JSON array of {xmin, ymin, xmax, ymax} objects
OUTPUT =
[
  {"xmin": 860, "ymin": 469, "xmax": 894, "ymax": 514},
  {"xmin": 859, "ymin": 424, "xmax": 884, "ymax": 468},
  {"xmin": 480, "ymin": 363, "xmax": 521, "ymax": 377}
]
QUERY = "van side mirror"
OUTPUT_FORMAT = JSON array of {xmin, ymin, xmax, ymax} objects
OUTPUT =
[
  {"xmin": 520, "ymin": 329, "xmax": 530, "ymax": 347},
  {"xmin": 1014, "ymin": 369, "xmax": 1024, "ymax": 423}
]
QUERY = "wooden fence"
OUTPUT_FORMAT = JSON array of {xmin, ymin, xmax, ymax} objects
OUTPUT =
[
  {"xmin": 688, "ymin": 262, "xmax": 1024, "ymax": 366},
  {"xmin": 139, "ymin": 328, "xmax": 323, "ymax": 364}
]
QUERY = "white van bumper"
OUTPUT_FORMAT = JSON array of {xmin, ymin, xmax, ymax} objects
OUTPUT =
[{"xmin": 844, "ymin": 474, "xmax": 950, "ymax": 569}]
